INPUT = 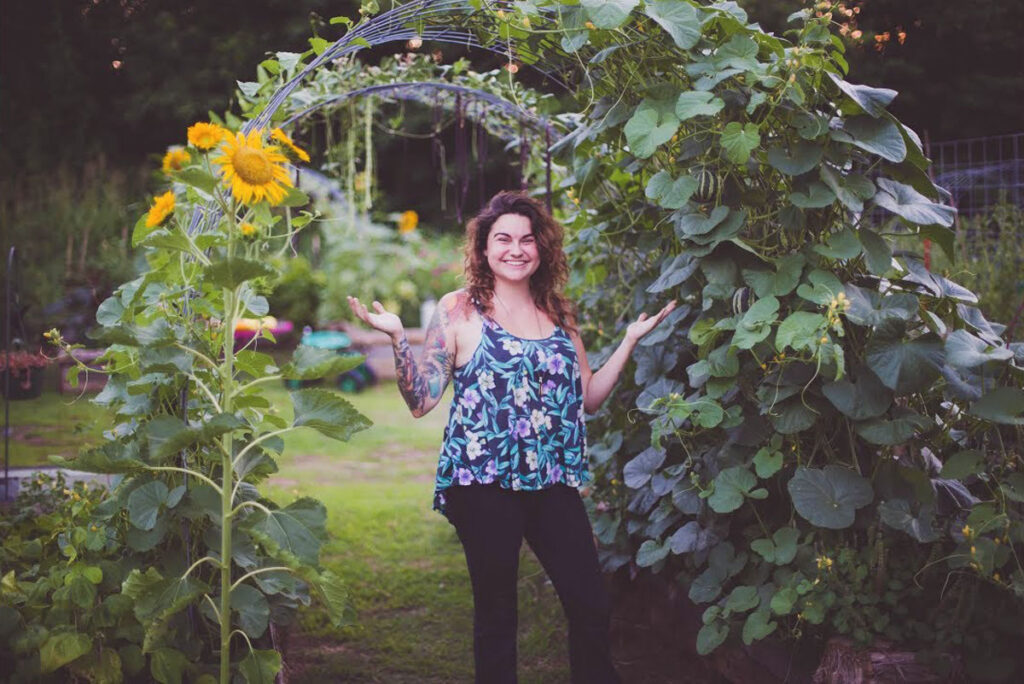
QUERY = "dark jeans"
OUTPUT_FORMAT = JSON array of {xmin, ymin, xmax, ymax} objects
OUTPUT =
[{"xmin": 445, "ymin": 483, "xmax": 621, "ymax": 684}]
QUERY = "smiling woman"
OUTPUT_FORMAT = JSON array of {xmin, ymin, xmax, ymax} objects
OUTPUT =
[{"xmin": 347, "ymin": 189, "xmax": 675, "ymax": 683}]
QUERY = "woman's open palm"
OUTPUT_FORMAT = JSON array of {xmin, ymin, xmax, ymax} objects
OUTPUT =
[
  {"xmin": 347, "ymin": 296, "xmax": 403, "ymax": 337},
  {"xmin": 625, "ymin": 300, "xmax": 677, "ymax": 342}
]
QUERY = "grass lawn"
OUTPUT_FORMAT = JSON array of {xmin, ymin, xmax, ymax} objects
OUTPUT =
[{"xmin": 1, "ymin": 382, "xmax": 109, "ymax": 467}]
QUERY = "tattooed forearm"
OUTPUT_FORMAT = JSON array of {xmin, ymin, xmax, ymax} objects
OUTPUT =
[{"xmin": 392, "ymin": 301, "xmax": 455, "ymax": 416}]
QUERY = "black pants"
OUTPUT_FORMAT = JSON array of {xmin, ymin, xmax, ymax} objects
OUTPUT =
[{"xmin": 445, "ymin": 483, "xmax": 621, "ymax": 684}]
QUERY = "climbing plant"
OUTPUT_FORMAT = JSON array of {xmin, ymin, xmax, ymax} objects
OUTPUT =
[{"xmin": 542, "ymin": 0, "xmax": 1024, "ymax": 677}]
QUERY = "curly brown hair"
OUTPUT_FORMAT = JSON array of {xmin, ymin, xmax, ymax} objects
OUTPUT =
[{"xmin": 463, "ymin": 190, "xmax": 577, "ymax": 333}]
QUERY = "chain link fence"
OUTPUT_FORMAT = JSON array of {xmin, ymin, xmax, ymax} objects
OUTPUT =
[{"xmin": 929, "ymin": 132, "xmax": 1023, "ymax": 217}]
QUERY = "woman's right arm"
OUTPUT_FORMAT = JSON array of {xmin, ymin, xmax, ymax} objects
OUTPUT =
[{"xmin": 347, "ymin": 293, "xmax": 458, "ymax": 418}]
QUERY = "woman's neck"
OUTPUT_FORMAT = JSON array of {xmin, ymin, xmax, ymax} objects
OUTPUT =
[{"xmin": 491, "ymin": 281, "xmax": 534, "ymax": 313}]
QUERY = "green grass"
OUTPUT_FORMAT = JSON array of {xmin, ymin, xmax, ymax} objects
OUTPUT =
[
  {"xmin": 262, "ymin": 383, "xmax": 573, "ymax": 683},
  {"xmin": 1, "ymin": 382, "xmax": 109, "ymax": 467}
]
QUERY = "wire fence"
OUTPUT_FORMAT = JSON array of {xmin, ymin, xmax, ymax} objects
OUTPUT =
[{"xmin": 928, "ymin": 132, "xmax": 1024, "ymax": 217}]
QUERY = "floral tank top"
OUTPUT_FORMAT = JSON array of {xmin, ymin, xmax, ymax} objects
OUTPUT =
[{"xmin": 433, "ymin": 303, "xmax": 591, "ymax": 514}]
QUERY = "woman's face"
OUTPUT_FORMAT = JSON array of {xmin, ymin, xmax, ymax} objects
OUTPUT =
[{"xmin": 483, "ymin": 213, "xmax": 540, "ymax": 285}]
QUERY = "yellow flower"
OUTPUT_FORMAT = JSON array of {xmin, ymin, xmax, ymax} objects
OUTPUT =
[
  {"xmin": 585, "ymin": 21, "xmax": 596, "ymax": 30},
  {"xmin": 212, "ymin": 129, "xmax": 293, "ymax": 205},
  {"xmin": 239, "ymin": 222, "xmax": 258, "ymax": 240},
  {"xmin": 962, "ymin": 524, "xmax": 973, "ymax": 539},
  {"xmin": 161, "ymin": 147, "xmax": 190, "ymax": 174},
  {"xmin": 145, "ymin": 191, "xmax": 175, "ymax": 228},
  {"xmin": 270, "ymin": 128, "xmax": 310, "ymax": 163},
  {"xmin": 398, "ymin": 210, "xmax": 419, "ymax": 234},
  {"xmin": 187, "ymin": 122, "xmax": 227, "ymax": 150},
  {"xmin": 816, "ymin": 555, "xmax": 833, "ymax": 570}
]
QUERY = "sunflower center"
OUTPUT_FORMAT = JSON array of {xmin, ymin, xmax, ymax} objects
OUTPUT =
[{"xmin": 232, "ymin": 147, "xmax": 275, "ymax": 185}]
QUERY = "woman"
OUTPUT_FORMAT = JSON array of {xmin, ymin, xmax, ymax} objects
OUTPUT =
[{"xmin": 347, "ymin": 190, "xmax": 675, "ymax": 683}]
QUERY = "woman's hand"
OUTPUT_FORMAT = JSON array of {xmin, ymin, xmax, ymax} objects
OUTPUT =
[
  {"xmin": 625, "ymin": 300, "xmax": 677, "ymax": 343},
  {"xmin": 347, "ymin": 296, "xmax": 404, "ymax": 339}
]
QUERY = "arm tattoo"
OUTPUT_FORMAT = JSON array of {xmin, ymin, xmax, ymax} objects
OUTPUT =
[{"xmin": 393, "ymin": 302, "xmax": 455, "ymax": 414}]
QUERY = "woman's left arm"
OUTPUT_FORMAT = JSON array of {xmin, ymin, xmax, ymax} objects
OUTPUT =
[{"xmin": 570, "ymin": 301, "xmax": 677, "ymax": 414}]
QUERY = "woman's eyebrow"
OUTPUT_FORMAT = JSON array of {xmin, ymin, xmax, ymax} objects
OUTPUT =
[{"xmin": 492, "ymin": 231, "xmax": 535, "ymax": 239}]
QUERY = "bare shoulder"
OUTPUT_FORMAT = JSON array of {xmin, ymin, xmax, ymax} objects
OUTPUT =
[{"xmin": 439, "ymin": 289, "xmax": 478, "ymax": 328}]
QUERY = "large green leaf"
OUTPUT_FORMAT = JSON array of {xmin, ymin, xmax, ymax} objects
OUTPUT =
[
  {"xmin": 827, "ymin": 74, "xmax": 897, "ymax": 117},
  {"xmin": 750, "ymin": 527, "xmax": 799, "ymax": 564},
  {"xmin": 945, "ymin": 330, "xmax": 1013, "ymax": 368},
  {"xmin": 742, "ymin": 610, "xmax": 777, "ymax": 645},
  {"xmin": 720, "ymin": 121, "xmax": 761, "ymax": 164},
  {"xmin": 150, "ymin": 648, "xmax": 188, "ymax": 684},
  {"xmin": 39, "ymin": 632, "xmax": 92, "ymax": 673},
  {"xmin": 788, "ymin": 466, "xmax": 873, "ymax": 529},
  {"xmin": 865, "ymin": 319, "xmax": 944, "ymax": 394},
  {"xmin": 766, "ymin": 140, "xmax": 823, "ymax": 176},
  {"xmin": 742, "ymin": 253, "xmax": 804, "ymax": 298},
  {"xmin": 796, "ymin": 269, "xmax": 844, "ymax": 306},
  {"xmin": 248, "ymin": 497, "xmax": 327, "ymax": 565},
  {"xmin": 128, "ymin": 480, "xmax": 171, "ymax": 530},
  {"xmin": 709, "ymin": 466, "xmax": 762, "ymax": 513},
  {"xmin": 239, "ymin": 649, "xmax": 282, "ymax": 684},
  {"xmin": 775, "ymin": 312, "xmax": 825, "ymax": 353},
  {"xmin": 645, "ymin": 170, "xmax": 698, "ymax": 209},
  {"xmin": 675, "ymin": 90, "xmax": 724, "ymax": 120},
  {"xmin": 648, "ymin": 253, "xmax": 699, "ymax": 293},
  {"xmin": 821, "ymin": 367, "xmax": 892, "ymax": 420},
  {"xmin": 147, "ymin": 413, "xmax": 246, "ymax": 461},
  {"xmin": 855, "ymin": 408, "xmax": 932, "ymax": 445},
  {"xmin": 836, "ymin": 116, "xmax": 906, "ymax": 162},
  {"xmin": 204, "ymin": 258, "xmax": 276, "ymax": 290},
  {"xmin": 646, "ymin": 0, "xmax": 701, "ymax": 49},
  {"xmin": 769, "ymin": 397, "xmax": 820, "ymax": 434},
  {"xmin": 59, "ymin": 441, "xmax": 146, "ymax": 474},
  {"xmin": 123, "ymin": 567, "xmax": 209, "ymax": 626},
  {"xmin": 696, "ymin": 621, "xmax": 728, "ymax": 655},
  {"xmin": 636, "ymin": 539, "xmax": 670, "ymax": 567},
  {"xmin": 314, "ymin": 569, "xmax": 352, "ymax": 627},
  {"xmin": 842, "ymin": 287, "xmax": 918, "ymax": 327},
  {"xmin": 724, "ymin": 585, "xmax": 760, "ymax": 613},
  {"xmin": 858, "ymin": 228, "xmax": 893, "ymax": 275},
  {"xmin": 624, "ymin": 97, "xmax": 679, "ymax": 158},
  {"xmin": 732, "ymin": 296, "xmax": 779, "ymax": 350},
  {"xmin": 812, "ymin": 228, "xmax": 861, "ymax": 260},
  {"xmin": 878, "ymin": 499, "xmax": 939, "ymax": 542},
  {"xmin": 675, "ymin": 205, "xmax": 730, "ymax": 237},
  {"xmin": 969, "ymin": 387, "xmax": 1024, "ymax": 425},
  {"xmin": 874, "ymin": 178, "xmax": 956, "ymax": 227},
  {"xmin": 623, "ymin": 447, "xmax": 666, "ymax": 489},
  {"xmin": 232, "ymin": 583, "xmax": 270, "ymax": 638},
  {"xmin": 790, "ymin": 181, "xmax": 835, "ymax": 208},
  {"xmin": 291, "ymin": 388, "xmax": 372, "ymax": 441},
  {"xmin": 581, "ymin": 0, "xmax": 638, "ymax": 29},
  {"xmin": 668, "ymin": 520, "xmax": 717, "ymax": 554},
  {"xmin": 281, "ymin": 346, "xmax": 365, "ymax": 380},
  {"xmin": 820, "ymin": 166, "xmax": 875, "ymax": 212}
]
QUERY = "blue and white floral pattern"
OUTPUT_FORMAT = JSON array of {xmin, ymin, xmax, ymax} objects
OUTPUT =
[{"xmin": 433, "ymin": 314, "xmax": 590, "ymax": 514}]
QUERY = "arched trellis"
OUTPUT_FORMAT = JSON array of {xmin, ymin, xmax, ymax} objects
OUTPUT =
[
  {"xmin": 187, "ymin": 0, "xmax": 641, "ymax": 233},
  {"xmin": 282, "ymin": 81, "xmax": 561, "ymax": 214}
]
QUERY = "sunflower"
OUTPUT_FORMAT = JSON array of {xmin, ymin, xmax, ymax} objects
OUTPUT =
[
  {"xmin": 239, "ymin": 222, "xmax": 258, "ymax": 240},
  {"xmin": 398, "ymin": 210, "xmax": 419, "ymax": 234},
  {"xmin": 187, "ymin": 122, "xmax": 227, "ymax": 150},
  {"xmin": 270, "ymin": 128, "xmax": 311, "ymax": 163},
  {"xmin": 212, "ymin": 129, "xmax": 293, "ymax": 205},
  {"xmin": 161, "ymin": 147, "xmax": 190, "ymax": 174},
  {"xmin": 145, "ymin": 191, "xmax": 175, "ymax": 228}
]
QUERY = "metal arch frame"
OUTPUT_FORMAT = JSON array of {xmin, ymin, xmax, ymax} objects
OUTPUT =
[
  {"xmin": 281, "ymin": 81, "xmax": 560, "ymax": 140},
  {"xmin": 189, "ymin": 0, "xmax": 587, "ymax": 234}
]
